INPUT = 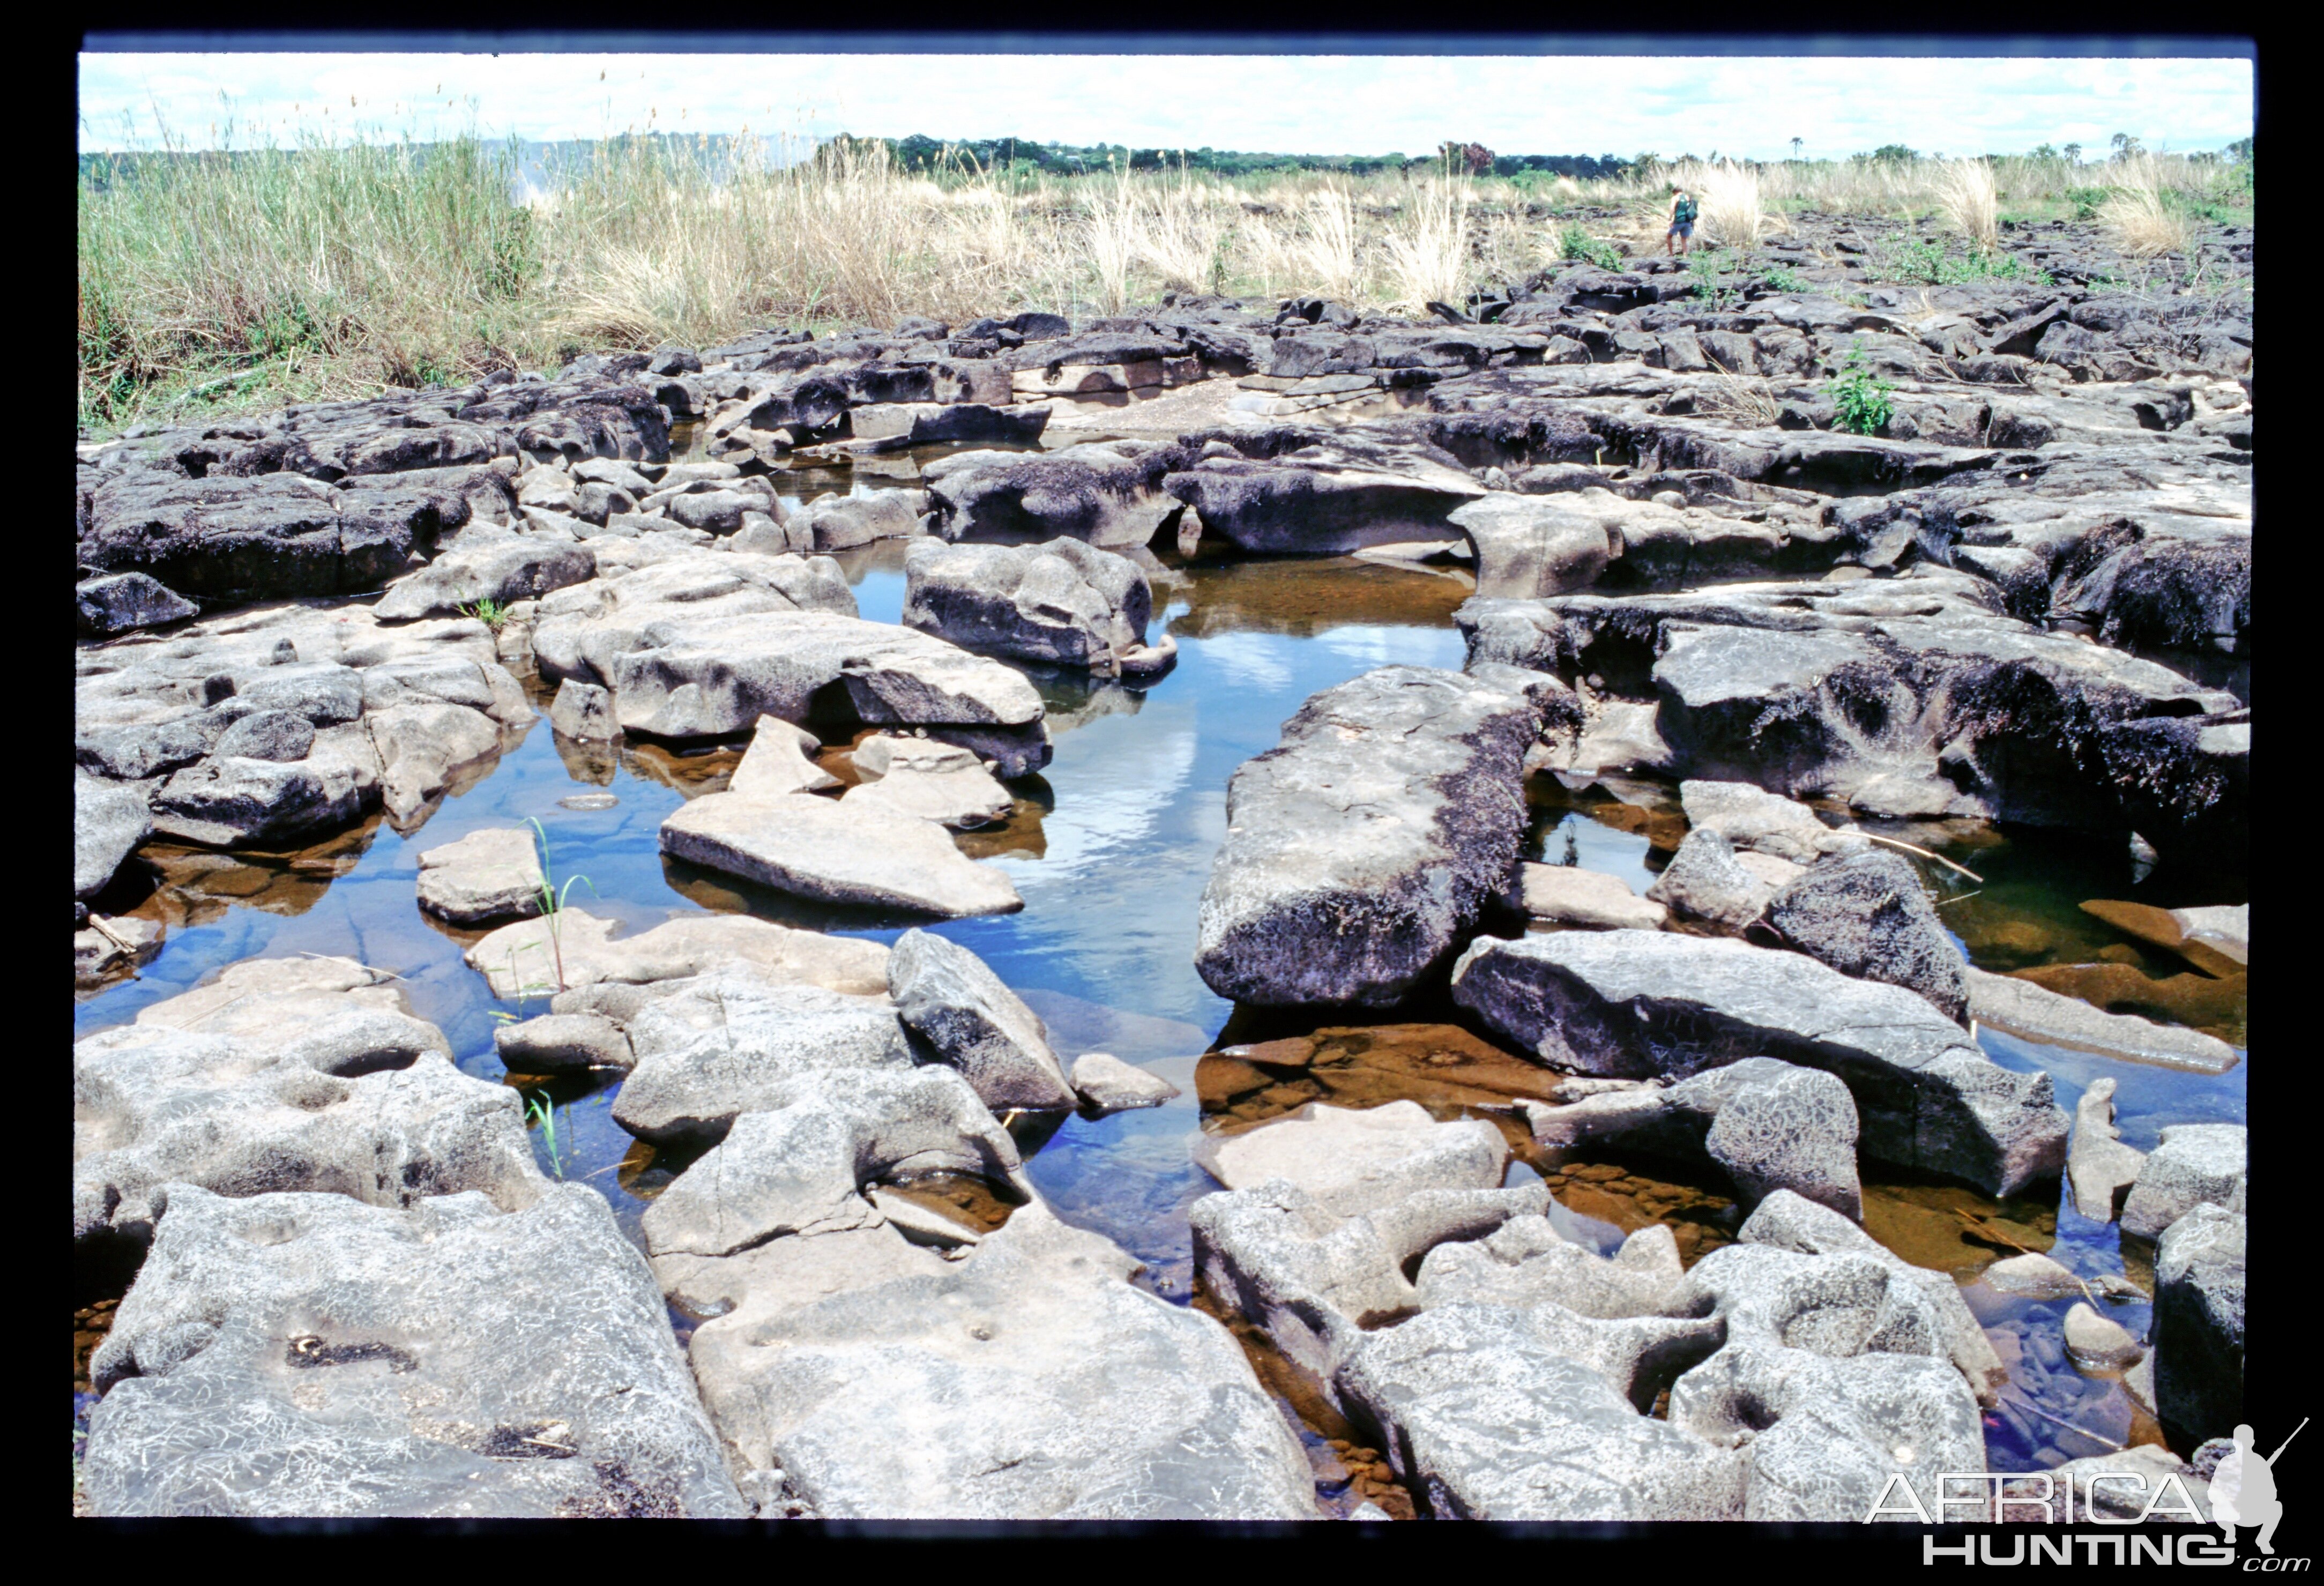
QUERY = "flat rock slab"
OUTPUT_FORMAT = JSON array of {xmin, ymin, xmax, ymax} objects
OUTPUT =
[
  {"xmin": 1451, "ymin": 930, "xmax": 2068, "ymax": 1198},
  {"xmin": 1191, "ymin": 1099, "xmax": 1507, "ymax": 1222},
  {"xmin": 1501, "ymin": 863, "xmax": 1667, "ymax": 929},
  {"xmin": 1965, "ymin": 967, "xmax": 2238, "ymax": 1073},
  {"xmin": 463, "ymin": 908, "xmax": 891, "ymax": 1000},
  {"xmin": 660, "ymin": 792, "xmax": 1023, "ymax": 919},
  {"xmin": 675, "ymin": 1202, "xmax": 1318, "ymax": 1519},
  {"xmin": 415, "ymin": 825, "xmax": 546, "ymax": 925},
  {"xmin": 1196, "ymin": 664, "xmax": 1565, "ymax": 1007},
  {"xmin": 1070, "ymin": 1052, "xmax": 1182, "ymax": 1113},
  {"xmin": 84, "ymin": 1185, "xmax": 744, "ymax": 1517},
  {"xmin": 1679, "ymin": 779, "xmax": 1843, "ymax": 865}
]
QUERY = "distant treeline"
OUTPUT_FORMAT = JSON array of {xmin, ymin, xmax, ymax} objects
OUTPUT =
[{"xmin": 840, "ymin": 133, "xmax": 1635, "ymax": 180}]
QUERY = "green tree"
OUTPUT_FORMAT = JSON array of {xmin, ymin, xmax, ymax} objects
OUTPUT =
[
  {"xmin": 2063, "ymin": 143, "xmax": 2082, "ymax": 165},
  {"xmin": 1871, "ymin": 143, "xmax": 1918, "ymax": 164},
  {"xmin": 1790, "ymin": 137, "xmax": 1804, "ymax": 160}
]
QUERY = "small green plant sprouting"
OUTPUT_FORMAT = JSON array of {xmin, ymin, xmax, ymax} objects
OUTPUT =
[
  {"xmin": 459, "ymin": 597, "xmax": 510, "ymax": 631},
  {"xmin": 1827, "ymin": 344, "xmax": 1896, "ymax": 436},
  {"xmin": 1559, "ymin": 223, "xmax": 1620, "ymax": 271},
  {"xmin": 527, "ymin": 816, "xmax": 597, "ymax": 994},
  {"xmin": 1761, "ymin": 264, "xmax": 1806, "ymax": 294},
  {"xmin": 1879, "ymin": 237, "xmax": 2051, "ymax": 288},
  {"xmin": 526, "ymin": 1093, "xmax": 567, "ymax": 1179}
]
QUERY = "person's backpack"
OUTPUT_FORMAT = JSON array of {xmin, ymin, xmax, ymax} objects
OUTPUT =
[{"xmin": 1674, "ymin": 196, "xmax": 1699, "ymax": 226}]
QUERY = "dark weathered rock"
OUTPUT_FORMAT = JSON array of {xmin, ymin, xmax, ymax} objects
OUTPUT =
[
  {"xmin": 81, "ymin": 470, "xmax": 456, "ymax": 602},
  {"xmin": 77, "ymin": 571, "xmax": 199, "ymax": 637},
  {"xmin": 922, "ymin": 443, "xmax": 1183, "ymax": 550},
  {"xmin": 1644, "ymin": 827, "xmax": 1775, "ymax": 930},
  {"xmin": 1451, "ymin": 930, "xmax": 2067, "ymax": 1197},
  {"xmin": 886, "ymin": 928, "xmax": 1076, "ymax": 1111},
  {"xmin": 1195, "ymin": 664, "xmax": 1568, "ymax": 1007},
  {"xmin": 1766, "ymin": 850, "xmax": 1968, "ymax": 1021},
  {"xmin": 375, "ymin": 535, "xmax": 596, "ymax": 622}
]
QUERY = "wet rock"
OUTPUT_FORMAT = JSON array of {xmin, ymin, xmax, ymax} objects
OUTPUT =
[
  {"xmin": 548, "ymin": 678, "xmax": 617, "ymax": 742},
  {"xmin": 2079, "ymin": 898, "xmax": 2244, "ymax": 979},
  {"xmin": 673, "ymin": 1201, "xmax": 1317, "ymax": 1519},
  {"xmin": 375, "ymin": 537, "xmax": 595, "ymax": 622},
  {"xmin": 850, "ymin": 733, "xmax": 982, "ymax": 779},
  {"xmin": 640, "ymin": 1067, "xmax": 1033, "ymax": 1257},
  {"xmin": 1334, "ymin": 1305, "xmax": 1745, "ymax": 1519},
  {"xmin": 610, "ymin": 978, "xmax": 918, "ymax": 1147},
  {"xmin": 84, "ymin": 1184, "xmax": 742, "ymax": 1517},
  {"xmin": 366, "ymin": 699, "xmax": 506, "ymax": 822},
  {"xmin": 1069, "ymin": 1052, "xmax": 1181, "ymax": 1113},
  {"xmin": 1500, "ymin": 862, "xmax": 1667, "ymax": 929},
  {"xmin": 840, "ymin": 762, "xmax": 1014, "ymax": 829},
  {"xmin": 848, "ymin": 401, "xmax": 1050, "ymax": 449},
  {"xmin": 414, "ymin": 826, "xmax": 546, "ymax": 925},
  {"xmin": 77, "ymin": 571, "xmax": 199, "ymax": 638},
  {"xmin": 886, "ymin": 928, "xmax": 1076, "ymax": 1112},
  {"xmin": 2062, "ymin": 1301, "xmax": 2143, "ymax": 1370},
  {"xmin": 2120, "ymin": 1125, "xmax": 2247, "ymax": 1241},
  {"xmin": 1766, "ymin": 850, "xmax": 1968, "ymax": 1021},
  {"xmin": 2170, "ymin": 903, "xmax": 2247, "ymax": 966},
  {"xmin": 1189, "ymin": 1177, "xmax": 1547, "ymax": 1381},
  {"xmin": 792, "ymin": 489, "xmax": 922, "ymax": 550},
  {"xmin": 923, "ymin": 444, "xmax": 1182, "ymax": 550},
  {"xmin": 2066, "ymin": 1076, "xmax": 2147, "ymax": 1223},
  {"xmin": 2152, "ymin": 1203, "xmax": 2245, "ymax": 1446},
  {"xmin": 1451, "ymin": 931, "xmax": 2066, "ymax": 1197},
  {"xmin": 464, "ymin": 908, "xmax": 890, "ymax": 1000},
  {"xmin": 902, "ymin": 536, "xmax": 1152, "ymax": 673},
  {"xmin": 1668, "ymin": 1241, "xmax": 1987, "ymax": 1521},
  {"xmin": 1414, "ymin": 1216, "xmax": 1701, "ymax": 1320},
  {"xmin": 75, "ymin": 777, "xmax": 152, "ymax": 901},
  {"xmin": 74, "ymin": 960, "xmax": 545, "ymax": 1242},
  {"xmin": 493, "ymin": 1012, "xmax": 632, "ymax": 1075},
  {"xmin": 1679, "ymin": 780, "xmax": 1845, "ymax": 866},
  {"xmin": 1645, "ymin": 827, "xmax": 1776, "ymax": 931},
  {"xmin": 661, "ymin": 792, "xmax": 1023, "ymax": 919},
  {"xmin": 1444, "ymin": 494, "xmax": 1617, "ymax": 598},
  {"xmin": 1191, "ymin": 1100, "xmax": 1507, "ymax": 1220},
  {"xmin": 728, "ymin": 716, "xmax": 840, "ymax": 798},
  {"xmin": 1983, "ymin": 1252, "xmax": 2087, "ymax": 1300},
  {"xmin": 1195, "ymin": 664, "xmax": 1567, "ymax": 1007},
  {"xmin": 1963, "ymin": 967, "xmax": 2238, "ymax": 1073},
  {"xmin": 1738, "ymin": 1190, "xmax": 2007, "ymax": 1403}
]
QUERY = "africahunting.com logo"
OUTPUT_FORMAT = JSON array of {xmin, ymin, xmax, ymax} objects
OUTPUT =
[{"xmin": 1870, "ymin": 1418, "xmax": 2303, "ymax": 1568}]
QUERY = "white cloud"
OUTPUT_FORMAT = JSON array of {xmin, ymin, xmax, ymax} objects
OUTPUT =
[{"xmin": 77, "ymin": 50, "xmax": 2253, "ymax": 159}]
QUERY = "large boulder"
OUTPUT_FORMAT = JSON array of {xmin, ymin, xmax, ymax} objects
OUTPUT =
[
  {"xmin": 659, "ymin": 792, "xmax": 1024, "ymax": 919},
  {"xmin": 1445, "ymin": 493, "xmax": 1619, "ymax": 599},
  {"xmin": 1644, "ymin": 826, "xmax": 1777, "ymax": 930},
  {"xmin": 1334, "ymin": 1305, "xmax": 1746, "ymax": 1520},
  {"xmin": 75, "ymin": 777, "xmax": 151, "ymax": 901},
  {"xmin": 1195, "ymin": 665, "xmax": 1567, "ymax": 1007},
  {"xmin": 73, "ymin": 959, "xmax": 546, "ymax": 1243},
  {"xmin": 902, "ymin": 537, "xmax": 1152, "ymax": 672},
  {"xmin": 2120, "ymin": 1124, "xmax": 2247, "ymax": 1241},
  {"xmin": 2152, "ymin": 1203, "xmax": 2245, "ymax": 1446},
  {"xmin": 1161, "ymin": 442, "xmax": 1488, "ymax": 555},
  {"xmin": 885, "ymin": 928, "xmax": 1075, "ymax": 1111},
  {"xmin": 639, "ymin": 1067, "xmax": 1034, "ymax": 1257},
  {"xmin": 77, "ymin": 571, "xmax": 199, "ymax": 637},
  {"xmin": 83, "ymin": 1184, "xmax": 743, "ymax": 1517},
  {"xmin": 1450, "ymin": 931, "xmax": 2068, "ymax": 1197},
  {"xmin": 922, "ymin": 444, "xmax": 1183, "ymax": 550},
  {"xmin": 667, "ymin": 1202, "xmax": 1319, "ymax": 1518},
  {"xmin": 1766, "ymin": 850, "xmax": 1969, "ymax": 1021}
]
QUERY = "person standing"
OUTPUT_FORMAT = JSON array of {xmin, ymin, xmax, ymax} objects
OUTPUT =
[{"xmin": 1666, "ymin": 188, "xmax": 1700, "ymax": 257}]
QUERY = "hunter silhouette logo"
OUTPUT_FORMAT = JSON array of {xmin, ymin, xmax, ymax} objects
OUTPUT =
[{"xmin": 2212, "ymin": 1419, "xmax": 2302, "ymax": 1557}]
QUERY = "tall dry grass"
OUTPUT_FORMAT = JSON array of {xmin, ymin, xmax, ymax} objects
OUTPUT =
[
  {"xmin": 2098, "ymin": 153, "xmax": 2195, "ymax": 257},
  {"xmin": 1932, "ymin": 159, "xmax": 2000, "ymax": 251},
  {"xmin": 78, "ymin": 128, "xmax": 2252, "ymax": 432}
]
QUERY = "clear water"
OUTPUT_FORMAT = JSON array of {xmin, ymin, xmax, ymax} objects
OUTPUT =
[{"xmin": 74, "ymin": 529, "xmax": 2246, "ymax": 1480}]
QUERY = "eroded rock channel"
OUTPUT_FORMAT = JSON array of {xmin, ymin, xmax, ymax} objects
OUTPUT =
[{"xmin": 75, "ymin": 235, "xmax": 2248, "ymax": 1520}]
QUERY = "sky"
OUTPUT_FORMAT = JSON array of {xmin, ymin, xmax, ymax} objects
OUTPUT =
[{"xmin": 75, "ymin": 50, "xmax": 2255, "ymax": 161}]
